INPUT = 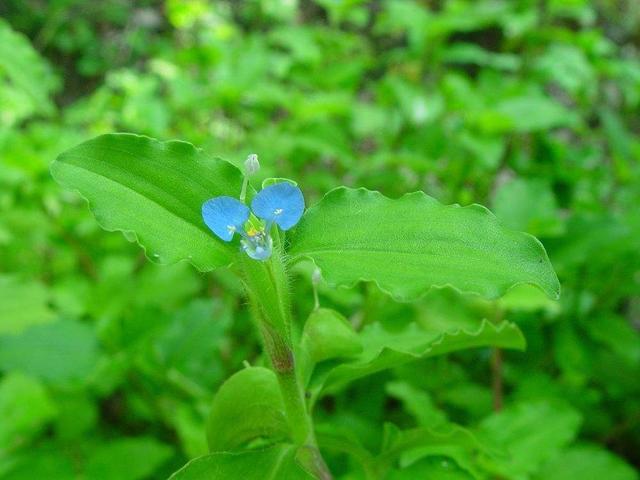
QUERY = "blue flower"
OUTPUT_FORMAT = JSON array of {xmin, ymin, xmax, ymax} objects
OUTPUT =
[{"xmin": 202, "ymin": 182, "xmax": 304, "ymax": 261}]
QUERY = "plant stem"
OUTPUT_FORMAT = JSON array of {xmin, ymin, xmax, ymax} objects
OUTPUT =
[{"xmin": 237, "ymin": 248, "xmax": 332, "ymax": 480}]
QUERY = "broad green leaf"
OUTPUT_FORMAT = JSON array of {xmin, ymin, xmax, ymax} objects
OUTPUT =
[
  {"xmin": 0, "ymin": 319, "xmax": 99, "ymax": 383},
  {"xmin": 312, "ymin": 319, "xmax": 525, "ymax": 394},
  {"xmin": 169, "ymin": 445, "xmax": 314, "ymax": 480},
  {"xmin": 535, "ymin": 444, "xmax": 638, "ymax": 480},
  {"xmin": 206, "ymin": 367, "xmax": 289, "ymax": 452},
  {"xmin": 84, "ymin": 437, "xmax": 173, "ymax": 480},
  {"xmin": 51, "ymin": 133, "xmax": 244, "ymax": 271},
  {"xmin": 0, "ymin": 373, "xmax": 56, "ymax": 453},
  {"xmin": 289, "ymin": 188, "xmax": 559, "ymax": 301},
  {"xmin": 478, "ymin": 400, "xmax": 582, "ymax": 478},
  {"xmin": 0, "ymin": 276, "xmax": 55, "ymax": 335}
]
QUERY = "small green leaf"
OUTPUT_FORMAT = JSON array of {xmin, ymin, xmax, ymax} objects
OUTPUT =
[
  {"xmin": 535, "ymin": 444, "xmax": 638, "ymax": 480},
  {"xmin": 0, "ymin": 19, "xmax": 57, "ymax": 121},
  {"xmin": 0, "ymin": 373, "xmax": 57, "ymax": 453},
  {"xmin": 206, "ymin": 367, "xmax": 289, "ymax": 452},
  {"xmin": 169, "ymin": 445, "xmax": 314, "ymax": 480},
  {"xmin": 0, "ymin": 447, "xmax": 76, "ymax": 480},
  {"xmin": 387, "ymin": 456, "xmax": 475, "ymax": 480},
  {"xmin": 51, "ymin": 134, "xmax": 244, "ymax": 271},
  {"xmin": 485, "ymin": 94, "xmax": 576, "ymax": 133},
  {"xmin": 478, "ymin": 400, "xmax": 582, "ymax": 478},
  {"xmin": 0, "ymin": 276, "xmax": 54, "ymax": 335},
  {"xmin": 492, "ymin": 178, "xmax": 564, "ymax": 238},
  {"xmin": 0, "ymin": 319, "xmax": 99, "ymax": 383},
  {"xmin": 312, "ymin": 319, "xmax": 525, "ymax": 394},
  {"xmin": 289, "ymin": 188, "xmax": 559, "ymax": 301},
  {"xmin": 84, "ymin": 437, "xmax": 173, "ymax": 480},
  {"xmin": 301, "ymin": 308, "xmax": 362, "ymax": 365}
]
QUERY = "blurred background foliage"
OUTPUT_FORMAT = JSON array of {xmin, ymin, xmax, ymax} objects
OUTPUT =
[{"xmin": 0, "ymin": 0, "xmax": 639, "ymax": 479}]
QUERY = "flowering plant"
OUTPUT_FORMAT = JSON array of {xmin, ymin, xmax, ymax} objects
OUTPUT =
[{"xmin": 52, "ymin": 134, "xmax": 559, "ymax": 479}]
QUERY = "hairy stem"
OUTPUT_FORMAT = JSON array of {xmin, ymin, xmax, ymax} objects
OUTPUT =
[{"xmin": 237, "ymin": 248, "xmax": 332, "ymax": 480}]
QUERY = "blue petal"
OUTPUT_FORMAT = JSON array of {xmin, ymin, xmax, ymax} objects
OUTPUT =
[
  {"xmin": 251, "ymin": 182, "xmax": 305, "ymax": 230},
  {"xmin": 202, "ymin": 196, "xmax": 250, "ymax": 242}
]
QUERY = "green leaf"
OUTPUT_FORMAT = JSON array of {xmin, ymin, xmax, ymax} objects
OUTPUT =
[
  {"xmin": 51, "ymin": 134, "xmax": 244, "ymax": 271},
  {"xmin": 492, "ymin": 178, "xmax": 564, "ymax": 238},
  {"xmin": 386, "ymin": 381, "xmax": 448, "ymax": 429},
  {"xmin": 289, "ymin": 188, "xmax": 559, "ymax": 301},
  {"xmin": 301, "ymin": 308, "xmax": 362, "ymax": 365},
  {"xmin": 0, "ymin": 19, "xmax": 57, "ymax": 122},
  {"xmin": 0, "ymin": 319, "xmax": 99, "ymax": 383},
  {"xmin": 206, "ymin": 367, "xmax": 289, "ymax": 452},
  {"xmin": 380, "ymin": 423, "xmax": 489, "ymax": 478},
  {"xmin": 84, "ymin": 437, "xmax": 173, "ymax": 480},
  {"xmin": 169, "ymin": 445, "xmax": 314, "ymax": 480},
  {"xmin": 584, "ymin": 314, "xmax": 640, "ymax": 364},
  {"xmin": 0, "ymin": 447, "xmax": 76, "ymax": 480},
  {"xmin": 312, "ymin": 319, "xmax": 525, "ymax": 394},
  {"xmin": 0, "ymin": 276, "xmax": 55, "ymax": 335},
  {"xmin": 478, "ymin": 400, "xmax": 582, "ymax": 478},
  {"xmin": 156, "ymin": 299, "xmax": 232, "ymax": 389},
  {"xmin": 387, "ymin": 456, "xmax": 475, "ymax": 480},
  {"xmin": 0, "ymin": 373, "xmax": 57, "ymax": 453},
  {"xmin": 486, "ymin": 94, "xmax": 576, "ymax": 133},
  {"xmin": 535, "ymin": 444, "xmax": 638, "ymax": 480}
]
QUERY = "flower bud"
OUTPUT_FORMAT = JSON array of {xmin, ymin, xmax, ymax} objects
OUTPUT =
[
  {"xmin": 244, "ymin": 153, "xmax": 260, "ymax": 176},
  {"xmin": 312, "ymin": 267, "xmax": 322, "ymax": 286}
]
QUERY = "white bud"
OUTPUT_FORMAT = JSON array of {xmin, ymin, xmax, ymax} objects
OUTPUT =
[
  {"xmin": 244, "ymin": 153, "xmax": 260, "ymax": 176},
  {"xmin": 312, "ymin": 267, "xmax": 322, "ymax": 286}
]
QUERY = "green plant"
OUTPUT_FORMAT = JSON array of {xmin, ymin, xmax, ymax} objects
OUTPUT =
[{"xmin": 51, "ymin": 133, "xmax": 558, "ymax": 478}]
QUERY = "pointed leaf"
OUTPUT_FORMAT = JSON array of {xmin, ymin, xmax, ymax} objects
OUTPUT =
[
  {"xmin": 51, "ymin": 134, "xmax": 243, "ymax": 271},
  {"xmin": 289, "ymin": 188, "xmax": 559, "ymax": 301},
  {"xmin": 313, "ymin": 320, "xmax": 525, "ymax": 394}
]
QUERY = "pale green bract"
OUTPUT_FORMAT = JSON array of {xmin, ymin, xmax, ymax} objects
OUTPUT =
[
  {"xmin": 51, "ymin": 133, "xmax": 244, "ymax": 271},
  {"xmin": 289, "ymin": 187, "xmax": 560, "ymax": 301}
]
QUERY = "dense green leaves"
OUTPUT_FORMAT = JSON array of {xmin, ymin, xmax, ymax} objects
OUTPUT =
[
  {"xmin": 51, "ymin": 134, "xmax": 244, "ymax": 271},
  {"xmin": 169, "ymin": 445, "xmax": 314, "ymax": 480},
  {"xmin": 290, "ymin": 187, "xmax": 559, "ymax": 301},
  {"xmin": 3, "ymin": 1, "xmax": 640, "ymax": 479}
]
